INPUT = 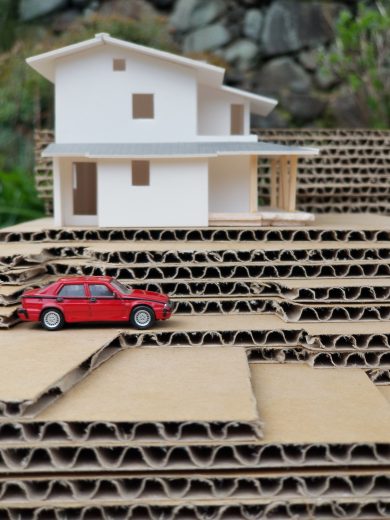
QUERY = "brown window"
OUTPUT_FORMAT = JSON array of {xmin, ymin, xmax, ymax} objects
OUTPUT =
[
  {"xmin": 132, "ymin": 94, "xmax": 154, "ymax": 119},
  {"xmin": 132, "ymin": 160, "xmax": 150, "ymax": 186},
  {"xmin": 230, "ymin": 104, "xmax": 244, "ymax": 135},
  {"xmin": 113, "ymin": 58, "xmax": 126, "ymax": 71}
]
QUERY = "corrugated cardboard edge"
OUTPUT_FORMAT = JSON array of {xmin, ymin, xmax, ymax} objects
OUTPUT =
[
  {"xmin": 1, "ymin": 469, "xmax": 390, "ymax": 501},
  {"xmin": 2, "ymin": 497, "xmax": 390, "ymax": 520}
]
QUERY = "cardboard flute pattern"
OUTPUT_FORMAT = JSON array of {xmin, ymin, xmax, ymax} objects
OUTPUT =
[
  {"xmin": 26, "ymin": 32, "xmax": 319, "ymax": 228},
  {"xmin": 1, "ymin": 33, "xmax": 390, "ymax": 520},
  {"xmin": 3, "ymin": 212, "xmax": 390, "ymax": 518}
]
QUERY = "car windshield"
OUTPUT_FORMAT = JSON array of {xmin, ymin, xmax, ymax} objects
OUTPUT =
[{"xmin": 110, "ymin": 279, "xmax": 133, "ymax": 295}]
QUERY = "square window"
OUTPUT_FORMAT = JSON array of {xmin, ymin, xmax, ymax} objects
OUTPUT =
[
  {"xmin": 132, "ymin": 160, "xmax": 150, "ymax": 186},
  {"xmin": 132, "ymin": 94, "xmax": 154, "ymax": 119},
  {"xmin": 113, "ymin": 58, "xmax": 126, "ymax": 71}
]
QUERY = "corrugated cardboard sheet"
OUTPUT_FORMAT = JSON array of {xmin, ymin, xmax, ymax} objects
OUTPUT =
[{"xmin": 2, "ymin": 214, "xmax": 390, "ymax": 516}]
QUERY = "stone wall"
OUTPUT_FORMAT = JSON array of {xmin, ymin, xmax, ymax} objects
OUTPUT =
[
  {"xmin": 19, "ymin": 0, "xmax": 363, "ymax": 128},
  {"xmin": 166, "ymin": 0, "xmax": 359, "ymax": 128}
]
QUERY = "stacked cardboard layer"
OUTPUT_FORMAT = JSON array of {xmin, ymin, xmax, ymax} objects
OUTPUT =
[
  {"xmin": 256, "ymin": 129, "xmax": 390, "ymax": 214},
  {"xmin": 34, "ymin": 129, "xmax": 54, "ymax": 216},
  {"xmin": 1, "ymin": 215, "xmax": 390, "ymax": 517}
]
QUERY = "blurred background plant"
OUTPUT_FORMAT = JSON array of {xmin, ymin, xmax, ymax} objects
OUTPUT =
[
  {"xmin": 320, "ymin": 0, "xmax": 389, "ymax": 128},
  {"xmin": 0, "ymin": 0, "xmax": 388, "ymax": 227}
]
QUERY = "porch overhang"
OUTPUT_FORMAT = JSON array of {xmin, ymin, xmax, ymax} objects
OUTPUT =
[{"xmin": 42, "ymin": 141, "xmax": 319, "ymax": 159}]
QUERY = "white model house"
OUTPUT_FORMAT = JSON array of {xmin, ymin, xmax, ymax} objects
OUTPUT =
[{"xmin": 27, "ymin": 33, "xmax": 318, "ymax": 228}]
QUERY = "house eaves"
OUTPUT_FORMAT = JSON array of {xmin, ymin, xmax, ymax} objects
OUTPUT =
[
  {"xmin": 26, "ymin": 32, "xmax": 225, "ymax": 87},
  {"xmin": 43, "ymin": 142, "xmax": 319, "ymax": 159},
  {"xmin": 220, "ymin": 85, "xmax": 278, "ymax": 117}
]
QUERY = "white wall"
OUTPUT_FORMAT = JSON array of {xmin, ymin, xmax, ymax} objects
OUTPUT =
[
  {"xmin": 55, "ymin": 46, "xmax": 198, "ymax": 143},
  {"xmin": 197, "ymin": 85, "xmax": 250, "ymax": 136},
  {"xmin": 208, "ymin": 155, "xmax": 252, "ymax": 213},
  {"xmin": 98, "ymin": 158, "xmax": 209, "ymax": 227}
]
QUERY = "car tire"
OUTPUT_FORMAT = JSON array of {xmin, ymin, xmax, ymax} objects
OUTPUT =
[
  {"xmin": 130, "ymin": 306, "xmax": 155, "ymax": 330},
  {"xmin": 41, "ymin": 309, "xmax": 65, "ymax": 331}
]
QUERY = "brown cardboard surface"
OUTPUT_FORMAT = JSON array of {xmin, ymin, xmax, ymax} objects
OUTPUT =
[
  {"xmin": 2, "ymin": 358, "xmax": 390, "ymax": 447},
  {"xmin": 0, "ymin": 305, "xmax": 19, "ymax": 317},
  {"xmin": 1, "ymin": 495, "xmax": 390, "ymax": 509},
  {"xmin": 89, "ymin": 241, "xmax": 390, "ymax": 252},
  {"xmin": 145, "ymin": 313, "xmax": 390, "ymax": 334},
  {"xmin": 278, "ymin": 278, "xmax": 390, "ymax": 288},
  {"xmin": 313, "ymin": 213, "xmax": 390, "ymax": 228},
  {"xmin": 0, "ymin": 327, "xmax": 117, "ymax": 402},
  {"xmin": 15, "ymin": 312, "xmax": 390, "ymax": 335},
  {"xmin": 1, "ymin": 217, "xmax": 54, "ymax": 232},
  {"xmin": 0, "ymin": 242, "xmax": 55, "ymax": 257},
  {"xmin": 3, "ymin": 213, "xmax": 390, "ymax": 232},
  {"xmin": 37, "ymin": 347, "xmax": 259, "ymax": 424},
  {"xmin": 252, "ymin": 364, "xmax": 390, "ymax": 443},
  {"xmin": 378, "ymin": 385, "xmax": 390, "ymax": 403},
  {"xmin": 0, "ymin": 285, "xmax": 26, "ymax": 296}
]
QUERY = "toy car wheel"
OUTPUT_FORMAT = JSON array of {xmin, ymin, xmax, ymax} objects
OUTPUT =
[
  {"xmin": 41, "ymin": 309, "xmax": 64, "ymax": 331},
  {"xmin": 131, "ymin": 306, "xmax": 155, "ymax": 330}
]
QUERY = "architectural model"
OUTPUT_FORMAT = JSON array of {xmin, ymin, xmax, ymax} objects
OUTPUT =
[{"xmin": 27, "ymin": 33, "xmax": 318, "ymax": 228}]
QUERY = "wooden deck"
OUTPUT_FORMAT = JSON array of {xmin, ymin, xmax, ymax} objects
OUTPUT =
[{"xmin": 209, "ymin": 209, "xmax": 315, "ymax": 227}]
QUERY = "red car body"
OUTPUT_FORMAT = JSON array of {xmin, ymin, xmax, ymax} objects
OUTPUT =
[{"xmin": 17, "ymin": 276, "xmax": 172, "ymax": 331}]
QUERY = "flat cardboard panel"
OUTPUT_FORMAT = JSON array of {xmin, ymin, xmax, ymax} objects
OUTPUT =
[
  {"xmin": 0, "ymin": 327, "xmax": 117, "ymax": 402},
  {"xmin": 251, "ymin": 364, "xmax": 390, "ymax": 443},
  {"xmin": 37, "ymin": 347, "xmax": 259, "ymax": 423},
  {"xmin": 378, "ymin": 385, "xmax": 390, "ymax": 403}
]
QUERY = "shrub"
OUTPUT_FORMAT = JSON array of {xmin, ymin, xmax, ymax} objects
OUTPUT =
[
  {"xmin": 0, "ymin": 169, "xmax": 44, "ymax": 227},
  {"xmin": 323, "ymin": 1, "xmax": 390, "ymax": 128}
]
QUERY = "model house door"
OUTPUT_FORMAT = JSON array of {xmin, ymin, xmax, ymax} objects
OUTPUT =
[{"xmin": 73, "ymin": 162, "xmax": 97, "ymax": 216}]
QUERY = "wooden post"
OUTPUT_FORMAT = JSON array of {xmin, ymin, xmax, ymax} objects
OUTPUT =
[
  {"xmin": 280, "ymin": 156, "xmax": 290, "ymax": 211},
  {"xmin": 288, "ymin": 155, "xmax": 298, "ymax": 211},
  {"xmin": 270, "ymin": 158, "xmax": 278, "ymax": 208},
  {"xmin": 250, "ymin": 155, "xmax": 258, "ymax": 212}
]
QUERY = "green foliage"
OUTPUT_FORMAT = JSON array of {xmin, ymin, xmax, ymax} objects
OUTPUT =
[
  {"xmin": 0, "ymin": 0, "xmax": 19, "ymax": 51},
  {"xmin": 0, "ymin": 170, "xmax": 44, "ymax": 228},
  {"xmin": 323, "ymin": 1, "xmax": 390, "ymax": 128}
]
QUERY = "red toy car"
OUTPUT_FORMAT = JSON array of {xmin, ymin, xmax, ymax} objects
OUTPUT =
[{"xmin": 17, "ymin": 276, "xmax": 172, "ymax": 331}]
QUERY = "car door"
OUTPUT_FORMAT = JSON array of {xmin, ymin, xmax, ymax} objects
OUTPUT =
[
  {"xmin": 87, "ymin": 283, "xmax": 127, "ymax": 322},
  {"xmin": 56, "ymin": 283, "xmax": 90, "ymax": 322}
]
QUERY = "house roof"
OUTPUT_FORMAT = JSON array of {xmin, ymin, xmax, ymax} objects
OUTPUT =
[
  {"xmin": 220, "ymin": 86, "xmax": 277, "ymax": 117},
  {"xmin": 26, "ymin": 33, "xmax": 224, "ymax": 86},
  {"xmin": 43, "ymin": 141, "xmax": 319, "ymax": 158},
  {"xmin": 26, "ymin": 33, "xmax": 277, "ymax": 116}
]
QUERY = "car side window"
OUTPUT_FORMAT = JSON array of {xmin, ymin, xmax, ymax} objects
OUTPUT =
[
  {"xmin": 89, "ymin": 284, "xmax": 115, "ymax": 298},
  {"xmin": 58, "ymin": 284, "xmax": 86, "ymax": 298}
]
